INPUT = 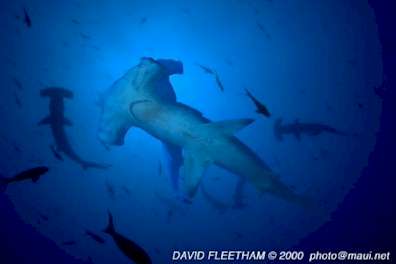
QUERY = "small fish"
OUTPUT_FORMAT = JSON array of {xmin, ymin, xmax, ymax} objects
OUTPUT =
[
  {"xmin": 103, "ymin": 212, "xmax": 152, "ymax": 264},
  {"xmin": 62, "ymin": 240, "xmax": 76, "ymax": 246},
  {"xmin": 245, "ymin": 88, "xmax": 271, "ymax": 117},
  {"xmin": 214, "ymin": 72, "xmax": 224, "ymax": 92},
  {"xmin": 23, "ymin": 8, "xmax": 32, "ymax": 28},
  {"xmin": 50, "ymin": 145, "xmax": 63, "ymax": 161},
  {"xmin": 122, "ymin": 186, "xmax": 131, "ymax": 195},
  {"xmin": 71, "ymin": 19, "xmax": 80, "ymax": 25},
  {"xmin": 234, "ymin": 232, "xmax": 244, "ymax": 239},
  {"xmin": 105, "ymin": 181, "xmax": 116, "ymax": 200},
  {"xmin": 256, "ymin": 22, "xmax": 271, "ymax": 39},
  {"xmin": 11, "ymin": 142, "xmax": 22, "ymax": 153},
  {"xmin": 80, "ymin": 32, "xmax": 91, "ymax": 40},
  {"xmin": 139, "ymin": 17, "xmax": 147, "ymax": 24},
  {"xmin": 180, "ymin": 7, "xmax": 191, "ymax": 15},
  {"xmin": 39, "ymin": 213, "xmax": 49, "ymax": 221},
  {"xmin": 0, "ymin": 166, "xmax": 49, "ymax": 193},
  {"xmin": 122, "ymin": 186, "xmax": 131, "ymax": 196},
  {"xmin": 224, "ymin": 58, "xmax": 233, "ymax": 67},
  {"xmin": 91, "ymin": 45, "xmax": 101, "ymax": 51},
  {"xmin": 196, "ymin": 63, "xmax": 215, "ymax": 75},
  {"xmin": 357, "ymin": 102, "xmax": 364, "ymax": 109},
  {"xmin": 13, "ymin": 92, "xmax": 22, "ymax": 108},
  {"xmin": 12, "ymin": 77, "xmax": 23, "ymax": 90},
  {"xmin": 85, "ymin": 230, "xmax": 105, "ymax": 244}
]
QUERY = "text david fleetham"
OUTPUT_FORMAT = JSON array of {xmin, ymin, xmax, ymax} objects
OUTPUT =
[{"xmin": 172, "ymin": 251, "xmax": 267, "ymax": 261}]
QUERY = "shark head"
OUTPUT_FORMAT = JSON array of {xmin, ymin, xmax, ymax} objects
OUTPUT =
[{"xmin": 97, "ymin": 57, "xmax": 183, "ymax": 146}]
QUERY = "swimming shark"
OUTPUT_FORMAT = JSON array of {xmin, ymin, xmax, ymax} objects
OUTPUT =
[
  {"xmin": 274, "ymin": 118, "xmax": 346, "ymax": 141},
  {"xmin": 97, "ymin": 57, "xmax": 309, "ymax": 206},
  {"xmin": 0, "ymin": 166, "xmax": 49, "ymax": 192},
  {"xmin": 39, "ymin": 87, "xmax": 109, "ymax": 170}
]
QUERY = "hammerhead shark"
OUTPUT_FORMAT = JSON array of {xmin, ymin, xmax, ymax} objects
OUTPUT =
[
  {"xmin": 274, "ymin": 118, "xmax": 346, "ymax": 141},
  {"xmin": 97, "ymin": 57, "xmax": 310, "ymax": 206},
  {"xmin": 39, "ymin": 87, "xmax": 109, "ymax": 170}
]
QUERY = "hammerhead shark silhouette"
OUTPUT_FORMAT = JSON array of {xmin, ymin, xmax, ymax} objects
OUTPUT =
[
  {"xmin": 39, "ymin": 87, "xmax": 109, "ymax": 170},
  {"xmin": 274, "ymin": 118, "xmax": 346, "ymax": 141},
  {"xmin": 97, "ymin": 58, "xmax": 310, "ymax": 206}
]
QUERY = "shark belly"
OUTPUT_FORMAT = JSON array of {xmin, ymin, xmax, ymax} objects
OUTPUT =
[
  {"xmin": 131, "ymin": 101, "xmax": 205, "ymax": 148},
  {"xmin": 210, "ymin": 137, "xmax": 275, "ymax": 191},
  {"xmin": 131, "ymin": 100, "xmax": 278, "ymax": 196}
]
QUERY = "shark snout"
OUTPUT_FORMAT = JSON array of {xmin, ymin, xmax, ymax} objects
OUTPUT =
[
  {"xmin": 98, "ymin": 126, "xmax": 125, "ymax": 146},
  {"xmin": 97, "ymin": 117, "xmax": 132, "ymax": 146}
]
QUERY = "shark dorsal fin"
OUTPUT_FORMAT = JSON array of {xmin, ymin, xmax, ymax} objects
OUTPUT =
[{"xmin": 201, "ymin": 119, "xmax": 254, "ymax": 136}]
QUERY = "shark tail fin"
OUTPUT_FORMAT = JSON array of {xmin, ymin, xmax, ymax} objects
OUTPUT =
[
  {"xmin": 274, "ymin": 118, "xmax": 283, "ymax": 141},
  {"xmin": 103, "ymin": 211, "xmax": 115, "ymax": 235},
  {"xmin": 0, "ymin": 175, "xmax": 8, "ymax": 193}
]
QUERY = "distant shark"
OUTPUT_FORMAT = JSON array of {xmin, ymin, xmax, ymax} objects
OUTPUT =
[
  {"xmin": 274, "ymin": 118, "xmax": 346, "ymax": 141},
  {"xmin": 39, "ymin": 87, "xmax": 109, "ymax": 170},
  {"xmin": 98, "ymin": 58, "xmax": 309, "ymax": 206}
]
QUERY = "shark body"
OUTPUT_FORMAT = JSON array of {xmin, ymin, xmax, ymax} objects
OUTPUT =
[
  {"xmin": 98, "ymin": 58, "xmax": 308, "ymax": 206},
  {"xmin": 274, "ymin": 118, "xmax": 346, "ymax": 141},
  {"xmin": 40, "ymin": 87, "xmax": 109, "ymax": 170}
]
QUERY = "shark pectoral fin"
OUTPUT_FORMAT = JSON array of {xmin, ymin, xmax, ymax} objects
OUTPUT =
[
  {"xmin": 63, "ymin": 118, "xmax": 73, "ymax": 126},
  {"xmin": 180, "ymin": 148, "xmax": 211, "ymax": 200},
  {"xmin": 201, "ymin": 119, "xmax": 254, "ymax": 136},
  {"xmin": 163, "ymin": 143, "xmax": 183, "ymax": 192},
  {"xmin": 38, "ymin": 117, "xmax": 51, "ymax": 125}
]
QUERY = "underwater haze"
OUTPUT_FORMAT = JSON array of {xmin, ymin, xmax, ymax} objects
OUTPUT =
[{"xmin": 0, "ymin": 0, "xmax": 384, "ymax": 263}]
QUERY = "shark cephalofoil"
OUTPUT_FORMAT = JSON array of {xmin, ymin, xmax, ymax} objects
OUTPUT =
[
  {"xmin": 39, "ymin": 87, "xmax": 109, "ymax": 170},
  {"xmin": 97, "ymin": 58, "xmax": 309, "ymax": 206}
]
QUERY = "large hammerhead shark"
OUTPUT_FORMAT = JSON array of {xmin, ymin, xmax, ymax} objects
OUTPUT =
[
  {"xmin": 97, "ymin": 58, "xmax": 309, "ymax": 206},
  {"xmin": 39, "ymin": 87, "xmax": 109, "ymax": 170}
]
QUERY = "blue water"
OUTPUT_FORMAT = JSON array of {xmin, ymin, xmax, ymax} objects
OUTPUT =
[{"xmin": 0, "ymin": 0, "xmax": 386, "ymax": 263}]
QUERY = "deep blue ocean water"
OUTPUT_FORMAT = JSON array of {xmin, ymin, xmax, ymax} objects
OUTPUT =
[{"xmin": 0, "ymin": 1, "xmax": 394, "ymax": 263}]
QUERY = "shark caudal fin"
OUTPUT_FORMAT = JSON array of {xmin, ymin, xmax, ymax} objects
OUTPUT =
[
  {"xmin": 103, "ymin": 211, "xmax": 115, "ymax": 235},
  {"xmin": 274, "ymin": 118, "xmax": 283, "ymax": 141},
  {"xmin": 0, "ymin": 175, "xmax": 8, "ymax": 193}
]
